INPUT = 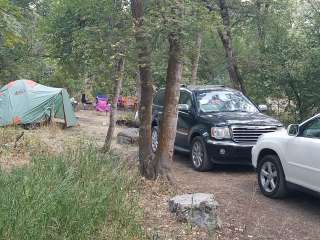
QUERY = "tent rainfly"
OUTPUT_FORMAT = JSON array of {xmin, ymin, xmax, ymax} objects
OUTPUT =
[{"xmin": 0, "ymin": 80, "xmax": 77, "ymax": 127}]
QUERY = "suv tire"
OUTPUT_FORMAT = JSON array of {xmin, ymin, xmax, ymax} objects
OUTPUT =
[
  {"xmin": 257, "ymin": 154, "xmax": 287, "ymax": 198},
  {"xmin": 191, "ymin": 137, "xmax": 213, "ymax": 171}
]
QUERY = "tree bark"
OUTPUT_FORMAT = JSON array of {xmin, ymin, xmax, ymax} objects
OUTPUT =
[
  {"xmin": 191, "ymin": 32, "xmax": 202, "ymax": 85},
  {"xmin": 255, "ymin": 0, "xmax": 264, "ymax": 43},
  {"xmin": 103, "ymin": 56, "xmax": 125, "ymax": 152},
  {"xmin": 131, "ymin": 0, "xmax": 157, "ymax": 179},
  {"xmin": 154, "ymin": 32, "xmax": 183, "ymax": 182},
  {"xmin": 255, "ymin": 0, "xmax": 270, "ymax": 48},
  {"xmin": 135, "ymin": 70, "xmax": 141, "ymax": 109},
  {"xmin": 217, "ymin": 0, "xmax": 246, "ymax": 94}
]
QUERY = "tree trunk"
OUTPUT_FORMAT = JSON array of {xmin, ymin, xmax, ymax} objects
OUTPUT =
[
  {"xmin": 135, "ymin": 70, "xmax": 141, "ymax": 109},
  {"xmin": 287, "ymin": 79, "xmax": 303, "ymax": 121},
  {"xmin": 255, "ymin": 0, "xmax": 270, "ymax": 48},
  {"xmin": 217, "ymin": 0, "xmax": 246, "ymax": 94},
  {"xmin": 255, "ymin": 0, "xmax": 264, "ymax": 43},
  {"xmin": 154, "ymin": 32, "xmax": 183, "ymax": 182},
  {"xmin": 191, "ymin": 32, "xmax": 202, "ymax": 85},
  {"xmin": 103, "ymin": 56, "xmax": 125, "ymax": 152},
  {"xmin": 131, "ymin": 0, "xmax": 157, "ymax": 179}
]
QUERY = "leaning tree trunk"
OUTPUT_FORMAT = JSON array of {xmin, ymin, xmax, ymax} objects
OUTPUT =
[
  {"xmin": 103, "ymin": 57, "xmax": 125, "ymax": 152},
  {"xmin": 218, "ymin": 0, "xmax": 246, "ymax": 94},
  {"xmin": 135, "ymin": 70, "xmax": 141, "ymax": 110},
  {"xmin": 191, "ymin": 32, "xmax": 202, "ymax": 85},
  {"xmin": 154, "ymin": 32, "xmax": 183, "ymax": 182},
  {"xmin": 131, "ymin": 0, "xmax": 157, "ymax": 179},
  {"xmin": 255, "ymin": 0, "xmax": 265, "ymax": 45}
]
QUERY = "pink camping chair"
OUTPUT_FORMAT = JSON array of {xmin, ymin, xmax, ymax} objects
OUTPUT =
[{"xmin": 96, "ymin": 98, "xmax": 108, "ymax": 112}]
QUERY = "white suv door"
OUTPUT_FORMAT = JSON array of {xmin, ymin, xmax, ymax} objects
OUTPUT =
[{"xmin": 286, "ymin": 117, "xmax": 320, "ymax": 192}]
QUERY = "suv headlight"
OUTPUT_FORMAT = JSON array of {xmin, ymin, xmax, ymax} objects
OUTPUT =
[{"xmin": 211, "ymin": 127, "xmax": 231, "ymax": 140}]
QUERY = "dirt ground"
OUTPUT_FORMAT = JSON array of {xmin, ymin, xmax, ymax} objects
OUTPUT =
[
  {"xmin": 173, "ymin": 155, "xmax": 320, "ymax": 240},
  {"xmin": 3, "ymin": 110, "xmax": 319, "ymax": 240},
  {"xmin": 78, "ymin": 111, "xmax": 320, "ymax": 240},
  {"xmin": 76, "ymin": 110, "xmax": 320, "ymax": 240}
]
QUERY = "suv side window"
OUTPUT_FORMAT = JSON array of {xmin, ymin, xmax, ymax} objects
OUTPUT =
[
  {"xmin": 179, "ymin": 91, "xmax": 192, "ymax": 108},
  {"xmin": 154, "ymin": 90, "xmax": 165, "ymax": 106},
  {"xmin": 301, "ymin": 118, "xmax": 320, "ymax": 139}
]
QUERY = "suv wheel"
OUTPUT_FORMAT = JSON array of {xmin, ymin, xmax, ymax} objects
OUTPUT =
[
  {"xmin": 151, "ymin": 126, "xmax": 159, "ymax": 153},
  {"xmin": 191, "ymin": 137, "xmax": 212, "ymax": 171},
  {"xmin": 257, "ymin": 155, "xmax": 287, "ymax": 198}
]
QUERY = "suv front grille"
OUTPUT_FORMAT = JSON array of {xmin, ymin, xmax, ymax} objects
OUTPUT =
[{"xmin": 231, "ymin": 126, "xmax": 278, "ymax": 143}]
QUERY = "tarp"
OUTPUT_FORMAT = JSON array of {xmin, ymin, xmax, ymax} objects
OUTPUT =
[{"xmin": 0, "ymin": 80, "xmax": 77, "ymax": 127}]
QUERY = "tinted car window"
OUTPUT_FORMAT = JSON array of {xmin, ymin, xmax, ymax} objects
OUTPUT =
[
  {"xmin": 196, "ymin": 90, "xmax": 259, "ymax": 113},
  {"xmin": 301, "ymin": 118, "xmax": 320, "ymax": 139},
  {"xmin": 179, "ymin": 91, "xmax": 192, "ymax": 108},
  {"xmin": 154, "ymin": 90, "xmax": 165, "ymax": 106}
]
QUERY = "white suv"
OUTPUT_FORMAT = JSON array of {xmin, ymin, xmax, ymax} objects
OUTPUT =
[{"xmin": 252, "ymin": 114, "xmax": 320, "ymax": 198}]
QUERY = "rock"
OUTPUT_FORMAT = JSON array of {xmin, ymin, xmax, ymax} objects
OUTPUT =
[
  {"xmin": 169, "ymin": 193, "xmax": 220, "ymax": 230},
  {"xmin": 116, "ymin": 119, "xmax": 139, "ymax": 128},
  {"xmin": 117, "ymin": 128, "xmax": 139, "ymax": 145}
]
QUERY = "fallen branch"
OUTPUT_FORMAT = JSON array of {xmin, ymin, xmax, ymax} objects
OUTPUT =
[{"xmin": 14, "ymin": 132, "xmax": 24, "ymax": 148}]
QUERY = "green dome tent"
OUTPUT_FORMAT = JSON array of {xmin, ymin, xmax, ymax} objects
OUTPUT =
[{"xmin": 0, "ymin": 80, "xmax": 77, "ymax": 127}]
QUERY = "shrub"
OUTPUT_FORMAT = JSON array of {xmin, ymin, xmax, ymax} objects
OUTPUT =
[{"xmin": 0, "ymin": 146, "xmax": 145, "ymax": 240}]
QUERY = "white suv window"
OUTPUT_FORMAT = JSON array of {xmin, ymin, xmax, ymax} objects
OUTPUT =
[{"xmin": 301, "ymin": 118, "xmax": 320, "ymax": 139}]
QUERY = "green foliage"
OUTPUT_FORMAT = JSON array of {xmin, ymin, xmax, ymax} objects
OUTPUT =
[
  {"xmin": 0, "ymin": 145, "xmax": 145, "ymax": 240},
  {"xmin": 0, "ymin": 0, "xmax": 319, "ymax": 120},
  {"xmin": 234, "ymin": 0, "xmax": 320, "ymax": 120},
  {"xmin": 0, "ymin": 0, "xmax": 52, "ymax": 85},
  {"xmin": 0, "ymin": 0, "xmax": 22, "ymax": 46},
  {"xmin": 40, "ymin": 0, "xmax": 134, "ymax": 96}
]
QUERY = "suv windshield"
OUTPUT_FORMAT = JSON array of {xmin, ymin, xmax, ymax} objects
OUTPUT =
[{"xmin": 196, "ymin": 90, "xmax": 259, "ymax": 113}]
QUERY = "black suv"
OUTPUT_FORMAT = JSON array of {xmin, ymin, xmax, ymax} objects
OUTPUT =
[{"xmin": 151, "ymin": 85, "xmax": 283, "ymax": 171}]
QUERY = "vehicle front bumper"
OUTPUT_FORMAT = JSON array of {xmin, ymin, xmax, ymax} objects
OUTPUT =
[{"xmin": 205, "ymin": 139, "xmax": 253, "ymax": 165}]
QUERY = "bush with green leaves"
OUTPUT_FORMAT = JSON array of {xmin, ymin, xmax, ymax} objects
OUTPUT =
[{"xmin": 0, "ymin": 145, "xmax": 145, "ymax": 240}]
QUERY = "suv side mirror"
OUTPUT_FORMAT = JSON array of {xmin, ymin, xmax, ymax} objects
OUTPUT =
[
  {"xmin": 258, "ymin": 104, "xmax": 268, "ymax": 112},
  {"xmin": 287, "ymin": 124, "xmax": 299, "ymax": 136},
  {"xmin": 178, "ymin": 104, "xmax": 190, "ymax": 112}
]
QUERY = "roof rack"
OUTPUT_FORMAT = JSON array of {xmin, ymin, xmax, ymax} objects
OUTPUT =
[{"xmin": 186, "ymin": 85, "xmax": 227, "ymax": 90}]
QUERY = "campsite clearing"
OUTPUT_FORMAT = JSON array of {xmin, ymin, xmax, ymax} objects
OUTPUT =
[
  {"xmin": 76, "ymin": 111, "xmax": 320, "ymax": 240},
  {"xmin": 1, "ymin": 110, "xmax": 320, "ymax": 240}
]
